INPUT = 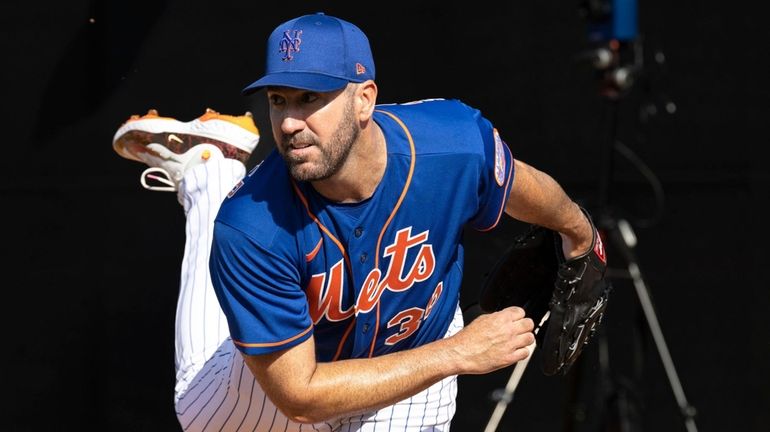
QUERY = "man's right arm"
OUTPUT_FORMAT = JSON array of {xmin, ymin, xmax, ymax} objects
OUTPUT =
[{"xmin": 242, "ymin": 305, "xmax": 535, "ymax": 424}]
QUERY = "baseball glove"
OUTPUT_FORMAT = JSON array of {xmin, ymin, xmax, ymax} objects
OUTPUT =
[{"xmin": 479, "ymin": 208, "xmax": 611, "ymax": 376}]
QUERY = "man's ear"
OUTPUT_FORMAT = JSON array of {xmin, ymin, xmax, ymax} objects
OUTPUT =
[{"xmin": 356, "ymin": 80, "xmax": 378, "ymax": 122}]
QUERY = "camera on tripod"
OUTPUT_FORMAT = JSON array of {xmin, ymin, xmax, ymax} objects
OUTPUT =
[{"xmin": 577, "ymin": 0, "xmax": 641, "ymax": 99}]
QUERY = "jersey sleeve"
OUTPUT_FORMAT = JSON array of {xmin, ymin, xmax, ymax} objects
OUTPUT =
[
  {"xmin": 468, "ymin": 114, "xmax": 515, "ymax": 231},
  {"xmin": 209, "ymin": 222, "xmax": 313, "ymax": 356}
]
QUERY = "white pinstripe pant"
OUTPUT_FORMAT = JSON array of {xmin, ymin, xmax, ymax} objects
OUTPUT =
[{"xmin": 174, "ymin": 159, "xmax": 461, "ymax": 431}]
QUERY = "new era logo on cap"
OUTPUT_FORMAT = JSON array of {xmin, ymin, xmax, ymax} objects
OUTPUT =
[{"xmin": 243, "ymin": 12, "xmax": 376, "ymax": 94}]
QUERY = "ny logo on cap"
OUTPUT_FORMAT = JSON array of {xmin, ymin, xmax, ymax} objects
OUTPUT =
[{"xmin": 279, "ymin": 30, "xmax": 302, "ymax": 61}]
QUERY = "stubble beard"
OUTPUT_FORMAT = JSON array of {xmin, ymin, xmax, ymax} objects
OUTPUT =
[{"xmin": 281, "ymin": 99, "xmax": 360, "ymax": 182}]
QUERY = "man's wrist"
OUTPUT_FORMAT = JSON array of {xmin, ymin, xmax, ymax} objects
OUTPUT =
[{"xmin": 560, "ymin": 204, "xmax": 594, "ymax": 259}]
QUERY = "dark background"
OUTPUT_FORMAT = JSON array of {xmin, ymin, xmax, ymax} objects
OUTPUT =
[{"xmin": 3, "ymin": 1, "xmax": 767, "ymax": 431}]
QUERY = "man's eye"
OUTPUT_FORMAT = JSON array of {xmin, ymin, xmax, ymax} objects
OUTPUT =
[
  {"xmin": 302, "ymin": 93, "xmax": 319, "ymax": 104},
  {"xmin": 269, "ymin": 95, "xmax": 285, "ymax": 105}
]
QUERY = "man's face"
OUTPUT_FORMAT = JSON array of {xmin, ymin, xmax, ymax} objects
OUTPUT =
[{"xmin": 267, "ymin": 84, "xmax": 360, "ymax": 182}]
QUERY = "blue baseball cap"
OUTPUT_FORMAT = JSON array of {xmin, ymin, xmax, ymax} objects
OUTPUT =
[{"xmin": 242, "ymin": 12, "xmax": 375, "ymax": 94}]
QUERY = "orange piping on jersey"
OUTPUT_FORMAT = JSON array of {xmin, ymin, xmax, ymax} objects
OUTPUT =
[
  {"xmin": 305, "ymin": 238, "xmax": 323, "ymax": 262},
  {"xmin": 477, "ymin": 144, "xmax": 515, "ymax": 232},
  {"xmin": 291, "ymin": 180, "xmax": 352, "ymax": 275},
  {"xmin": 368, "ymin": 110, "xmax": 417, "ymax": 358},
  {"xmin": 233, "ymin": 324, "xmax": 313, "ymax": 348},
  {"xmin": 291, "ymin": 179, "xmax": 357, "ymax": 358},
  {"xmin": 332, "ymin": 318, "xmax": 357, "ymax": 361}
]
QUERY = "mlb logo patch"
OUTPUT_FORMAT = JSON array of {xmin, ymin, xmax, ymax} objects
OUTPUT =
[
  {"xmin": 227, "ymin": 179, "xmax": 244, "ymax": 198},
  {"xmin": 493, "ymin": 129, "xmax": 506, "ymax": 187}
]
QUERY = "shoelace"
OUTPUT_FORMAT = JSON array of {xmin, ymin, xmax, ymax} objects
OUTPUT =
[{"xmin": 140, "ymin": 167, "xmax": 176, "ymax": 192}]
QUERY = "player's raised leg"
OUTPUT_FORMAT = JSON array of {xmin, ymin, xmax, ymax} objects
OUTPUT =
[
  {"xmin": 114, "ymin": 109, "xmax": 343, "ymax": 431},
  {"xmin": 114, "ymin": 110, "xmax": 274, "ymax": 429},
  {"xmin": 113, "ymin": 108, "xmax": 258, "ymax": 383}
]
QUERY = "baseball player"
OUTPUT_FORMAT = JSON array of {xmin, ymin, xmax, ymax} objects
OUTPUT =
[
  {"xmin": 206, "ymin": 11, "xmax": 596, "ymax": 431},
  {"xmin": 114, "ymin": 105, "xmax": 466, "ymax": 431},
  {"xmin": 114, "ymin": 105, "xmax": 467, "ymax": 431}
]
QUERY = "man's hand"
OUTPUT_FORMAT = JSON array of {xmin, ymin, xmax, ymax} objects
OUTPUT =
[{"xmin": 445, "ymin": 306, "xmax": 535, "ymax": 374}]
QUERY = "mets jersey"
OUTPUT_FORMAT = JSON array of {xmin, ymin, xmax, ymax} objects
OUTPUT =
[{"xmin": 210, "ymin": 98, "xmax": 515, "ymax": 361}]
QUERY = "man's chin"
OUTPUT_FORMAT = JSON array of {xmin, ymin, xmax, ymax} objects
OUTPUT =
[{"xmin": 289, "ymin": 164, "xmax": 326, "ymax": 182}]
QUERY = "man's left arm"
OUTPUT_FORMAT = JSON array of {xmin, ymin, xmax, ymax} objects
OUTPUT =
[{"xmin": 504, "ymin": 159, "xmax": 594, "ymax": 259}]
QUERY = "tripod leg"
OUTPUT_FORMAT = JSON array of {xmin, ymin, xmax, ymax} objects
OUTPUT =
[
  {"xmin": 484, "ymin": 341, "xmax": 536, "ymax": 432},
  {"xmin": 611, "ymin": 219, "xmax": 699, "ymax": 432},
  {"xmin": 484, "ymin": 311, "xmax": 550, "ymax": 432}
]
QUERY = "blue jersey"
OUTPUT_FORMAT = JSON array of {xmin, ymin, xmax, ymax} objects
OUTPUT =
[{"xmin": 210, "ymin": 98, "xmax": 515, "ymax": 361}]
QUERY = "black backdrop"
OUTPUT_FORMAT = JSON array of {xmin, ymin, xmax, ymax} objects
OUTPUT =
[{"xmin": 3, "ymin": 1, "xmax": 768, "ymax": 431}]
